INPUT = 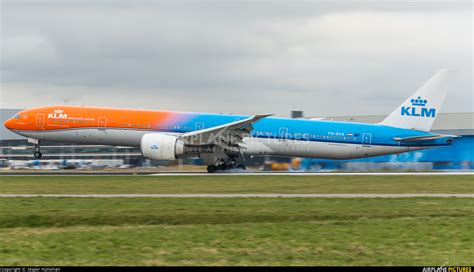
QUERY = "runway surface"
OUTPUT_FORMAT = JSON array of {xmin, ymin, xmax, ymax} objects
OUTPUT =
[
  {"xmin": 148, "ymin": 172, "xmax": 474, "ymax": 176},
  {"xmin": 0, "ymin": 194, "xmax": 472, "ymax": 198},
  {"xmin": 1, "ymin": 171, "xmax": 473, "ymax": 176}
]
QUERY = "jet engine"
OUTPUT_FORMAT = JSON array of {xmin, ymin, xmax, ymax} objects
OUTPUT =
[{"xmin": 140, "ymin": 133, "xmax": 185, "ymax": 160}]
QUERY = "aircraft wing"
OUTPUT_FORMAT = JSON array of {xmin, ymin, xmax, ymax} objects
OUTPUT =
[
  {"xmin": 179, "ymin": 114, "xmax": 273, "ymax": 151},
  {"xmin": 393, "ymin": 134, "xmax": 460, "ymax": 142}
]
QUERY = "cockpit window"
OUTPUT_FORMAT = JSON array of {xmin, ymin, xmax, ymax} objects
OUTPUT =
[{"xmin": 14, "ymin": 115, "xmax": 20, "ymax": 119}]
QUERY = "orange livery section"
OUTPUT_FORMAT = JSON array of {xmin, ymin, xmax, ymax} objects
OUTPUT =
[{"xmin": 5, "ymin": 105, "xmax": 177, "ymax": 132}]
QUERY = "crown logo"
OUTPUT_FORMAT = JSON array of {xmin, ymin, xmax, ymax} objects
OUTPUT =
[
  {"xmin": 54, "ymin": 109, "xmax": 64, "ymax": 114},
  {"xmin": 410, "ymin": 96, "xmax": 427, "ymax": 107}
]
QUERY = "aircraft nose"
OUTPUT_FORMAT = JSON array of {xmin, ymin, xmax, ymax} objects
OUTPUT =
[{"xmin": 4, "ymin": 118, "xmax": 15, "ymax": 130}]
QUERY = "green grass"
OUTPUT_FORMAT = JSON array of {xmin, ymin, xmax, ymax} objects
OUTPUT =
[
  {"xmin": 0, "ymin": 197, "xmax": 473, "ymax": 266},
  {"xmin": 0, "ymin": 175, "xmax": 472, "ymax": 194},
  {"xmin": 0, "ymin": 175, "xmax": 472, "ymax": 265}
]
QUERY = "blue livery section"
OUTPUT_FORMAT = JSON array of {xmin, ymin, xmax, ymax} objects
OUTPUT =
[{"xmin": 160, "ymin": 111, "xmax": 453, "ymax": 148}]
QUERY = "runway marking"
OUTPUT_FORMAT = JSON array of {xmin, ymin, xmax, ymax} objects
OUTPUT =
[{"xmin": 0, "ymin": 194, "xmax": 472, "ymax": 198}]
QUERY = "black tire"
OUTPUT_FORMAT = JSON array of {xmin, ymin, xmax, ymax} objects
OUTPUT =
[
  {"xmin": 237, "ymin": 164, "xmax": 246, "ymax": 170},
  {"xmin": 207, "ymin": 165, "xmax": 217, "ymax": 173},
  {"xmin": 33, "ymin": 151, "xmax": 42, "ymax": 159}
]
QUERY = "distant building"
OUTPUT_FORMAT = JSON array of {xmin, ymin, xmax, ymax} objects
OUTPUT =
[{"xmin": 291, "ymin": 111, "xmax": 304, "ymax": 119}]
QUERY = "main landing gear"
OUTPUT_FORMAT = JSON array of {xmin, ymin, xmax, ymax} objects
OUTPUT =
[{"xmin": 206, "ymin": 158, "xmax": 246, "ymax": 173}]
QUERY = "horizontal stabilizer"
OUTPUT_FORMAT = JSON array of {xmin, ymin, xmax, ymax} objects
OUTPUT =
[{"xmin": 393, "ymin": 134, "xmax": 460, "ymax": 142}]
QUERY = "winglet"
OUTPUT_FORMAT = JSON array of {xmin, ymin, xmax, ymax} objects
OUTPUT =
[
  {"xmin": 250, "ymin": 113, "xmax": 273, "ymax": 124},
  {"xmin": 239, "ymin": 114, "xmax": 273, "ymax": 131}
]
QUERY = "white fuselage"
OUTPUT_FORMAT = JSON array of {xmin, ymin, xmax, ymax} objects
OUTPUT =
[{"xmin": 13, "ymin": 127, "xmax": 426, "ymax": 160}]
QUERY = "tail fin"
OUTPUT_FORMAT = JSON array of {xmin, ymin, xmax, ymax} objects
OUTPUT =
[{"xmin": 380, "ymin": 68, "xmax": 455, "ymax": 131}]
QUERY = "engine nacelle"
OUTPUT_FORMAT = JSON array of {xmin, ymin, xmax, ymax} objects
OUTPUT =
[{"xmin": 141, "ymin": 133, "xmax": 185, "ymax": 160}]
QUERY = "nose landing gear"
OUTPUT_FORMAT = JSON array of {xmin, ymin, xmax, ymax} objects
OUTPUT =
[
  {"xmin": 31, "ymin": 140, "xmax": 42, "ymax": 159},
  {"xmin": 33, "ymin": 146, "xmax": 42, "ymax": 158}
]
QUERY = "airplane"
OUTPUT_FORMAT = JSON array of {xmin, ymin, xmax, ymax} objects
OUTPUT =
[{"xmin": 4, "ymin": 69, "xmax": 457, "ymax": 173}]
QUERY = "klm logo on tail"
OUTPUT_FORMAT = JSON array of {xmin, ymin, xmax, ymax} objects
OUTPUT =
[{"xmin": 401, "ymin": 96, "xmax": 436, "ymax": 118}]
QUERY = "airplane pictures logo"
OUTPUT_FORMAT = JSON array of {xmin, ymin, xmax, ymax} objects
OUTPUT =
[
  {"xmin": 401, "ymin": 96, "xmax": 436, "ymax": 118},
  {"xmin": 48, "ymin": 109, "xmax": 68, "ymax": 119},
  {"xmin": 150, "ymin": 144, "xmax": 159, "ymax": 150}
]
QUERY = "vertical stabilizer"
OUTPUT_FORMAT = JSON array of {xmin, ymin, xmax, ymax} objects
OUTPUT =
[{"xmin": 380, "ymin": 68, "xmax": 455, "ymax": 131}]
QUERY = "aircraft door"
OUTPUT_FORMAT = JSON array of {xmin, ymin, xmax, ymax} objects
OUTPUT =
[
  {"xmin": 36, "ymin": 113, "xmax": 45, "ymax": 129},
  {"xmin": 277, "ymin": 127, "xmax": 290, "ymax": 153},
  {"xmin": 362, "ymin": 133, "xmax": 372, "ymax": 146},
  {"xmin": 98, "ymin": 117, "xmax": 107, "ymax": 131},
  {"xmin": 279, "ymin": 127, "xmax": 289, "ymax": 141},
  {"xmin": 195, "ymin": 122, "xmax": 204, "ymax": 131}
]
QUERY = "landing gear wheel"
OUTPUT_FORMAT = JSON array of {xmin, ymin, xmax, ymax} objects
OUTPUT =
[
  {"xmin": 207, "ymin": 165, "xmax": 217, "ymax": 173},
  {"xmin": 33, "ymin": 151, "xmax": 42, "ymax": 159},
  {"xmin": 237, "ymin": 164, "xmax": 246, "ymax": 170},
  {"xmin": 32, "ymin": 140, "xmax": 42, "ymax": 159}
]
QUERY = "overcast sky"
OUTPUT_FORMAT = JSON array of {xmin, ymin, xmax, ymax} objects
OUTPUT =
[{"xmin": 1, "ymin": 0, "xmax": 472, "ymax": 117}]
